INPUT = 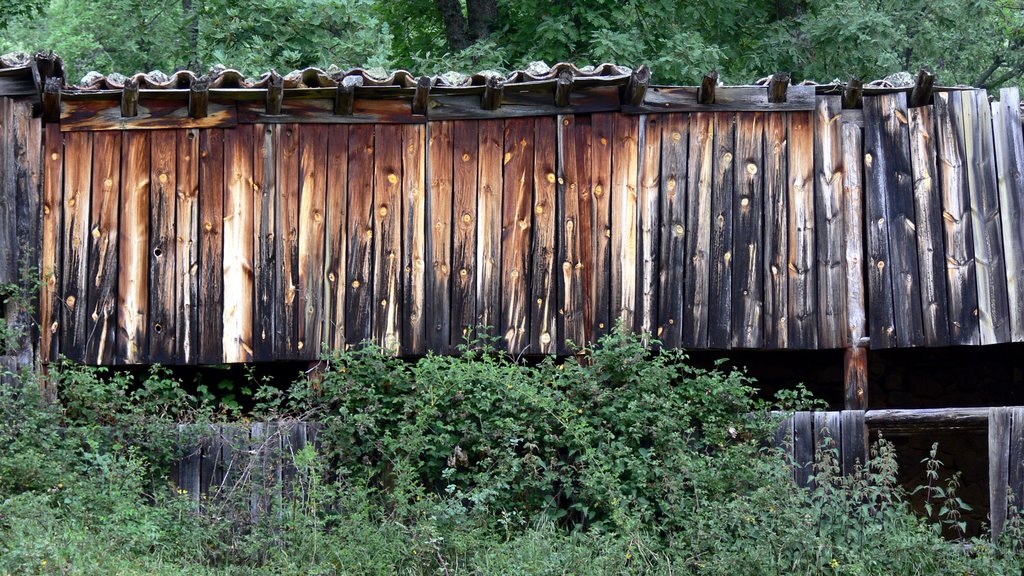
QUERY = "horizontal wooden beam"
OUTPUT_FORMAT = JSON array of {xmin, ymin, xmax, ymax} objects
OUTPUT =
[
  {"xmin": 864, "ymin": 407, "xmax": 990, "ymax": 431},
  {"xmin": 624, "ymin": 84, "xmax": 816, "ymax": 113},
  {"xmin": 61, "ymin": 98, "xmax": 236, "ymax": 131}
]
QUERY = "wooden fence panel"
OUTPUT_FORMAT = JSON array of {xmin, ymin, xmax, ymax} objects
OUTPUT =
[
  {"xmin": 787, "ymin": 110, "xmax": 818, "ymax": 349},
  {"xmin": 477, "ymin": 119, "xmax": 503, "ymax": 338},
  {"xmin": 345, "ymin": 125, "xmax": 374, "ymax": 345},
  {"xmin": 501, "ymin": 117, "xmax": 534, "ymax": 354},
  {"xmin": 297, "ymin": 124, "xmax": 328, "ymax": 358},
  {"xmin": 177, "ymin": 129, "xmax": 200, "ymax": 364},
  {"xmin": 372, "ymin": 124, "xmax": 403, "ymax": 353},
  {"xmin": 324, "ymin": 125, "xmax": 349, "ymax": 350},
  {"xmin": 684, "ymin": 112, "xmax": 713, "ymax": 348},
  {"xmin": 426, "ymin": 120, "xmax": 454, "ymax": 352},
  {"xmin": 813, "ymin": 96, "xmax": 846, "ymax": 349},
  {"xmin": 731, "ymin": 112, "xmax": 764, "ymax": 348},
  {"xmin": 40, "ymin": 124, "xmax": 63, "ymax": 362},
  {"xmin": 252, "ymin": 124, "xmax": 276, "ymax": 360},
  {"xmin": 222, "ymin": 126, "xmax": 254, "ymax": 363},
  {"xmin": 708, "ymin": 112, "xmax": 735, "ymax": 348},
  {"xmin": 449, "ymin": 121, "xmax": 474, "ymax": 349},
  {"xmin": 992, "ymin": 88, "xmax": 1024, "ymax": 342},
  {"xmin": 558, "ymin": 115, "xmax": 585, "ymax": 353},
  {"xmin": 763, "ymin": 112, "xmax": 789, "ymax": 349},
  {"xmin": 118, "ymin": 131, "xmax": 150, "ymax": 364},
  {"xmin": 590, "ymin": 113, "xmax": 613, "ymax": 341},
  {"xmin": 611, "ymin": 114, "xmax": 639, "ymax": 332},
  {"xmin": 61, "ymin": 131, "xmax": 92, "ymax": 362},
  {"xmin": 402, "ymin": 123, "xmax": 427, "ymax": 355},
  {"xmin": 149, "ymin": 130, "xmax": 177, "ymax": 363},
  {"xmin": 531, "ymin": 116, "xmax": 557, "ymax": 354},
  {"xmin": 85, "ymin": 131, "xmax": 120, "ymax": 364},
  {"xmin": 638, "ymin": 114, "xmax": 661, "ymax": 338},
  {"xmin": 274, "ymin": 125, "xmax": 300, "ymax": 357},
  {"xmin": 657, "ymin": 113, "xmax": 688, "ymax": 348}
]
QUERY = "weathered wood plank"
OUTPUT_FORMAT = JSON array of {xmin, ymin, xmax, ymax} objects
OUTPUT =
[
  {"xmin": 60, "ymin": 99, "xmax": 236, "ymax": 132},
  {"xmin": 40, "ymin": 124, "xmax": 63, "ymax": 362},
  {"xmin": 60, "ymin": 131, "xmax": 93, "ymax": 362},
  {"xmin": 118, "ymin": 131, "xmax": 151, "ymax": 364},
  {"xmin": 990, "ymin": 407, "xmax": 1011, "ymax": 544},
  {"xmin": 933, "ymin": 92, "xmax": 979, "ymax": 345},
  {"xmin": 611, "ymin": 114, "xmax": 640, "ymax": 332},
  {"xmin": 450, "ymin": 121, "xmax": 475, "ymax": 349},
  {"xmin": 346, "ymin": 125, "xmax": 375, "ymax": 345},
  {"xmin": 626, "ymin": 84, "xmax": 817, "ymax": 114},
  {"xmin": 176, "ymin": 130, "xmax": 200, "ymax": 364},
  {"xmin": 574, "ymin": 115, "xmax": 595, "ymax": 346},
  {"xmin": 274, "ymin": 125, "xmax": 300, "ymax": 357},
  {"xmin": 222, "ymin": 126, "xmax": 255, "ymax": 362},
  {"xmin": 557, "ymin": 115, "xmax": 584, "ymax": 353},
  {"xmin": 477, "ymin": 119, "xmax": 503, "ymax": 337},
  {"xmin": 792, "ymin": 411, "xmax": 814, "ymax": 488},
  {"xmin": 657, "ymin": 114, "xmax": 688, "ymax": 347},
  {"xmin": 402, "ymin": 123, "xmax": 427, "ymax": 354},
  {"xmin": 531, "ymin": 116, "xmax": 557, "ymax": 354},
  {"xmin": 501, "ymin": 117, "xmax": 533, "ymax": 354},
  {"xmin": 429, "ymin": 85, "xmax": 622, "ymax": 120},
  {"xmin": 684, "ymin": 112, "xmax": 713, "ymax": 348},
  {"xmin": 993, "ymin": 88, "xmax": 1024, "ymax": 342},
  {"xmin": 1009, "ymin": 408, "xmax": 1024, "ymax": 519},
  {"xmin": 197, "ymin": 129, "xmax": 224, "ymax": 364},
  {"xmin": 373, "ymin": 124, "xmax": 403, "ymax": 353},
  {"xmin": 842, "ymin": 116, "xmax": 869, "ymax": 410},
  {"xmin": 237, "ymin": 98, "xmax": 422, "ymax": 125},
  {"xmin": 708, "ymin": 112, "xmax": 735, "ymax": 348},
  {"xmin": 638, "ymin": 115, "xmax": 661, "ymax": 339},
  {"xmin": 862, "ymin": 97, "xmax": 899, "ymax": 349},
  {"xmin": 149, "ymin": 130, "xmax": 177, "ymax": 363},
  {"xmin": 962, "ymin": 89, "xmax": 1010, "ymax": 345},
  {"xmin": 731, "ymin": 112, "xmax": 764, "ymax": 348},
  {"xmin": 763, "ymin": 112, "xmax": 789, "ymax": 349},
  {"xmin": 85, "ymin": 131, "xmax": 121, "ymax": 364},
  {"xmin": 840, "ymin": 410, "xmax": 866, "ymax": 476},
  {"xmin": 252, "ymin": 124, "xmax": 276, "ymax": 360},
  {"xmin": 813, "ymin": 96, "xmax": 847, "ymax": 349},
  {"xmin": 590, "ymin": 113, "xmax": 613, "ymax": 340},
  {"xmin": 908, "ymin": 106, "xmax": 951, "ymax": 346},
  {"xmin": 297, "ymin": 124, "xmax": 328, "ymax": 358},
  {"xmin": 324, "ymin": 125, "xmax": 349, "ymax": 350},
  {"xmin": 425, "ymin": 120, "xmax": 454, "ymax": 350},
  {"xmin": 787, "ymin": 110, "xmax": 818, "ymax": 349}
]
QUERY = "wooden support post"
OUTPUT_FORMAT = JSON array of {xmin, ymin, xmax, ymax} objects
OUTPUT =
[
  {"xmin": 909, "ymin": 69, "xmax": 936, "ymax": 108},
  {"xmin": 990, "ymin": 407, "xmax": 1011, "ymax": 544},
  {"xmin": 266, "ymin": 71, "xmax": 283, "ymax": 115},
  {"xmin": 767, "ymin": 72, "xmax": 790, "ymax": 103},
  {"xmin": 412, "ymin": 76, "xmax": 431, "ymax": 115},
  {"xmin": 698, "ymin": 71, "xmax": 718, "ymax": 105},
  {"xmin": 623, "ymin": 65, "xmax": 650, "ymax": 106},
  {"xmin": 842, "ymin": 111, "xmax": 868, "ymax": 410},
  {"xmin": 120, "ymin": 77, "xmax": 139, "ymax": 118},
  {"xmin": 334, "ymin": 75, "xmax": 361, "ymax": 116},
  {"xmin": 554, "ymin": 70, "xmax": 573, "ymax": 107},
  {"xmin": 843, "ymin": 77, "xmax": 863, "ymax": 109},
  {"xmin": 481, "ymin": 75, "xmax": 503, "ymax": 111},
  {"xmin": 42, "ymin": 77, "xmax": 61, "ymax": 123},
  {"xmin": 189, "ymin": 76, "xmax": 209, "ymax": 119}
]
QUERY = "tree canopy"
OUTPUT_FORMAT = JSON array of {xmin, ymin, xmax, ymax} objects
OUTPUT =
[{"xmin": 1, "ymin": 0, "xmax": 1022, "ymax": 88}]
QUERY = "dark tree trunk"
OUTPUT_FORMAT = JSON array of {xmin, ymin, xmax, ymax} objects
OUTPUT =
[
  {"xmin": 466, "ymin": 0, "xmax": 498, "ymax": 42},
  {"xmin": 436, "ymin": 0, "xmax": 471, "ymax": 52}
]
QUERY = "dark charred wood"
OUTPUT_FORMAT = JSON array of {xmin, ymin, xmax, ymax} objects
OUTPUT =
[
  {"xmin": 189, "ymin": 76, "xmax": 209, "ymax": 119},
  {"xmin": 266, "ymin": 71, "xmax": 283, "ymax": 115},
  {"xmin": 844, "ymin": 346, "xmax": 868, "ymax": 410},
  {"xmin": 43, "ymin": 77, "xmax": 61, "ymax": 123},
  {"xmin": 334, "ymin": 75, "xmax": 362, "ymax": 116},
  {"xmin": 121, "ymin": 78, "xmax": 139, "ymax": 118},
  {"xmin": 768, "ymin": 72, "xmax": 790, "ymax": 103},
  {"xmin": 412, "ymin": 76, "xmax": 431, "ymax": 115},
  {"xmin": 623, "ymin": 65, "xmax": 650, "ymax": 106},
  {"xmin": 842, "ymin": 77, "xmax": 863, "ymax": 109},
  {"xmin": 909, "ymin": 69, "xmax": 936, "ymax": 108},
  {"xmin": 698, "ymin": 71, "xmax": 718, "ymax": 105},
  {"xmin": 554, "ymin": 70, "xmax": 573, "ymax": 107},
  {"xmin": 481, "ymin": 76, "xmax": 503, "ymax": 110}
]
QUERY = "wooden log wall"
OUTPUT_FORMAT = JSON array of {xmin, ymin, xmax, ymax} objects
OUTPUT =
[{"xmin": 34, "ymin": 88, "xmax": 1024, "ymax": 364}]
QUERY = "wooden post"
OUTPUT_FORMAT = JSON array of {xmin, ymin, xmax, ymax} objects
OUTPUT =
[
  {"xmin": 266, "ymin": 71, "xmax": 283, "ymax": 115},
  {"xmin": 698, "ymin": 71, "xmax": 718, "ymax": 105},
  {"xmin": 334, "ymin": 75, "xmax": 361, "ymax": 116},
  {"xmin": 554, "ymin": 70, "xmax": 573, "ymax": 107},
  {"xmin": 42, "ymin": 77, "xmax": 61, "ymax": 123},
  {"xmin": 909, "ymin": 69, "xmax": 936, "ymax": 108},
  {"xmin": 768, "ymin": 72, "xmax": 790, "ymax": 103},
  {"xmin": 623, "ymin": 65, "xmax": 650, "ymax": 106},
  {"xmin": 842, "ymin": 112, "xmax": 868, "ymax": 409},
  {"xmin": 842, "ymin": 77, "xmax": 863, "ymax": 109},
  {"xmin": 481, "ymin": 75, "xmax": 503, "ymax": 111},
  {"xmin": 120, "ymin": 77, "xmax": 139, "ymax": 118},
  {"xmin": 412, "ymin": 76, "xmax": 431, "ymax": 115},
  {"xmin": 189, "ymin": 76, "xmax": 209, "ymax": 119}
]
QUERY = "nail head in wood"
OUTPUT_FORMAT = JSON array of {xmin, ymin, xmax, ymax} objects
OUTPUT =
[
  {"xmin": 624, "ymin": 65, "xmax": 651, "ymax": 106},
  {"xmin": 334, "ymin": 75, "xmax": 362, "ymax": 116},
  {"xmin": 121, "ymin": 77, "xmax": 139, "ymax": 118},
  {"xmin": 412, "ymin": 75, "xmax": 431, "ymax": 116},
  {"xmin": 698, "ymin": 70, "xmax": 718, "ymax": 105},
  {"xmin": 909, "ymin": 69, "xmax": 936, "ymax": 108},
  {"xmin": 843, "ymin": 77, "xmax": 864, "ymax": 109},
  {"xmin": 554, "ymin": 70, "xmax": 573, "ymax": 107},
  {"xmin": 266, "ymin": 70, "xmax": 284, "ymax": 115},
  {"xmin": 189, "ymin": 76, "xmax": 209, "ymax": 119},
  {"xmin": 481, "ymin": 75, "xmax": 503, "ymax": 111},
  {"xmin": 768, "ymin": 72, "xmax": 791, "ymax": 103}
]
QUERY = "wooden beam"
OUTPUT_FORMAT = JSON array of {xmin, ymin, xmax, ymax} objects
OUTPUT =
[
  {"xmin": 843, "ymin": 77, "xmax": 863, "ymax": 109},
  {"xmin": 412, "ymin": 76, "xmax": 431, "ymax": 115},
  {"xmin": 842, "ymin": 111, "xmax": 868, "ymax": 409},
  {"xmin": 120, "ymin": 77, "xmax": 139, "ymax": 118},
  {"xmin": 554, "ymin": 70, "xmax": 573, "ymax": 107},
  {"xmin": 623, "ymin": 65, "xmax": 650, "ymax": 106},
  {"xmin": 266, "ymin": 71, "xmax": 283, "ymax": 115},
  {"xmin": 767, "ymin": 72, "xmax": 790, "ymax": 103},
  {"xmin": 698, "ymin": 71, "xmax": 718, "ymax": 105},
  {"xmin": 189, "ymin": 76, "xmax": 209, "ymax": 119},
  {"xmin": 481, "ymin": 75, "xmax": 503, "ymax": 111},
  {"xmin": 864, "ymin": 407, "xmax": 989, "ymax": 431},
  {"xmin": 909, "ymin": 69, "xmax": 936, "ymax": 108},
  {"xmin": 42, "ymin": 77, "xmax": 61, "ymax": 123},
  {"xmin": 334, "ymin": 75, "xmax": 362, "ymax": 116}
]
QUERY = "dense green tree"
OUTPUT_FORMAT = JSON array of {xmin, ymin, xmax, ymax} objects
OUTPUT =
[{"xmin": 1, "ymin": 0, "xmax": 1021, "ymax": 88}]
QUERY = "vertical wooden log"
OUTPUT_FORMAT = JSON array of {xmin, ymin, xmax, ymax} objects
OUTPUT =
[
  {"xmin": 449, "ymin": 121, "xmax": 474, "ymax": 349},
  {"xmin": 297, "ymin": 124, "xmax": 328, "ymax": 358},
  {"xmin": 557, "ymin": 115, "xmax": 585, "ymax": 353},
  {"xmin": 197, "ymin": 129, "xmax": 224, "ymax": 364},
  {"xmin": 933, "ymin": 92, "xmax": 979, "ymax": 345},
  {"xmin": 60, "ymin": 131, "xmax": 92, "ymax": 362},
  {"xmin": 962, "ymin": 89, "xmax": 1010, "ymax": 345},
  {"xmin": 787, "ymin": 110, "xmax": 818, "ymax": 349},
  {"xmin": 638, "ymin": 115, "xmax": 661, "ymax": 339},
  {"xmin": 372, "ymin": 124, "xmax": 403, "ymax": 353},
  {"xmin": 684, "ymin": 112, "xmax": 714, "ymax": 348},
  {"xmin": 477, "ymin": 119, "xmax": 503, "ymax": 336},
  {"xmin": 764, "ymin": 112, "xmax": 789, "ymax": 349},
  {"xmin": 85, "ymin": 131, "xmax": 121, "ymax": 365},
  {"xmin": 402, "ymin": 123, "xmax": 426, "ymax": 355},
  {"xmin": 252, "ymin": 124, "xmax": 276, "ymax": 360},
  {"xmin": 275, "ymin": 125, "xmax": 300, "ymax": 357},
  {"xmin": 346, "ymin": 125, "xmax": 375, "ymax": 345},
  {"xmin": 814, "ymin": 96, "xmax": 847, "ymax": 349},
  {"xmin": 149, "ymin": 130, "xmax": 177, "ymax": 363},
  {"xmin": 324, "ymin": 125, "xmax": 349, "ymax": 350},
  {"xmin": 708, "ymin": 112, "xmax": 735, "ymax": 348},
  {"xmin": 862, "ymin": 97, "xmax": 899, "ymax": 349},
  {"xmin": 501, "ymin": 117, "xmax": 534, "ymax": 354},
  {"xmin": 574, "ymin": 116, "xmax": 594, "ymax": 345},
  {"xmin": 118, "ymin": 131, "xmax": 151, "ymax": 364},
  {"xmin": 990, "ymin": 407, "xmax": 1011, "ymax": 544},
  {"xmin": 658, "ymin": 113, "xmax": 688, "ymax": 348},
  {"xmin": 731, "ymin": 112, "xmax": 764, "ymax": 349},
  {"xmin": 222, "ymin": 126, "xmax": 254, "ymax": 363},
  {"xmin": 908, "ymin": 106, "xmax": 951, "ymax": 346},
  {"xmin": 843, "ymin": 115, "xmax": 869, "ymax": 410},
  {"xmin": 425, "ymin": 120, "xmax": 454, "ymax": 350},
  {"xmin": 590, "ymin": 113, "xmax": 613, "ymax": 340},
  {"xmin": 611, "ymin": 114, "xmax": 640, "ymax": 332},
  {"xmin": 993, "ymin": 88, "xmax": 1024, "ymax": 341},
  {"xmin": 40, "ymin": 124, "xmax": 63, "ymax": 362},
  {"xmin": 177, "ymin": 130, "xmax": 200, "ymax": 364},
  {"xmin": 531, "ymin": 116, "xmax": 557, "ymax": 354}
]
